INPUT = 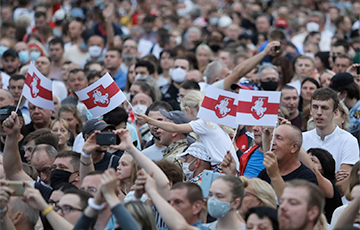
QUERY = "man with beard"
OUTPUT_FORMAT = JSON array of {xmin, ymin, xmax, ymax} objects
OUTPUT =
[
  {"xmin": 1, "ymin": 49, "xmax": 21, "ymax": 76},
  {"xmin": 121, "ymin": 38, "xmax": 138, "ymax": 74},
  {"xmin": 278, "ymin": 179, "xmax": 324, "ymax": 230},
  {"xmin": 142, "ymin": 101, "xmax": 173, "ymax": 161}
]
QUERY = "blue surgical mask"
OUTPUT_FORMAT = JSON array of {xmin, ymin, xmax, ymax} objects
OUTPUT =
[
  {"xmin": 30, "ymin": 51, "xmax": 41, "ymax": 61},
  {"xmin": 18, "ymin": 50, "xmax": 30, "ymax": 64},
  {"xmin": 0, "ymin": 45, "xmax": 8, "ymax": 57},
  {"xmin": 207, "ymin": 197, "xmax": 230, "ymax": 218}
]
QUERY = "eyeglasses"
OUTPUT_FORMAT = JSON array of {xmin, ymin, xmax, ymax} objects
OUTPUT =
[
  {"xmin": 48, "ymin": 199, "xmax": 59, "ymax": 206},
  {"xmin": 123, "ymin": 45, "xmax": 136, "ymax": 49},
  {"xmin": 54, "ymin": 205, "xmax": 83, "ymax": 215}
]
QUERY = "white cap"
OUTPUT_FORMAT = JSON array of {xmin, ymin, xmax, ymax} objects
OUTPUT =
[
  {"xmin": 218, "ymin": 16, "xmax": 232, "ymax": 28},
  {"xmin": 177, "ymin": 142, "xmax": 212, "ymax": 162}
]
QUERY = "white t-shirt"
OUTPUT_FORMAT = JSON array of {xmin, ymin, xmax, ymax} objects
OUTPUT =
[
  {"xmin": 1, "ymin": 72, "xmax": 10, "ymax": 89},
  {"xmin": 302, "ymin": 126, "xmax": 360, "ymax": 172},
  {"xmin": 142, "ymin": 144, "xmax": 166, "ymax": 161},
  {"xmin": 189, "ymin": 119, "xmax": 239, "ymax": 170},
  {"xmin": 63, "ymin": 45, "xmax": 90, "ymax": 66},
  {"xmin": 204, "ymin": 221, "xmax": 246, "ymax": 230},
  {"xmin": 330, "ymin": 204, "xmax": 347, "ymax": 230}
]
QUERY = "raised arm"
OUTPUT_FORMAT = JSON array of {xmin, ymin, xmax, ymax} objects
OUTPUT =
[
  {"xmin": 142, "ymin": 170, "xmax": 198, "ymax": 230},
  {"xmin": 135, "ymin": 113, "xmax": 193, "ymax": 133},
  {"xmin": 0, "ymin": 180, "xmax": 17, "ymax": 230},
  {"xmin": 263, "ymin": 151, "xmax": 285, "ymax": 199},
  {"xmin": 103, "ymin": 3, "xmax": 115, "ymax": 49},
  {"xmin": 111, "ymin": 129, "xmax": 171, "ymax": 198},
  {"xmin": 334, "ymin": 195, "xmax": 360, "ymax": 228},
  {"xmin": 79, "ymin": 132, "xmax": 99, "ymax": 182},
  {"xmin": 2, "ymin": 112, "xmax": 33, "ymax": 181},
  {"xmin": 222, "ymin": 41, "xmax": 280, "ymax": 90},
  {"xmin": 23, "ymin": 183, "xmax": 73, "ymax": 230}
]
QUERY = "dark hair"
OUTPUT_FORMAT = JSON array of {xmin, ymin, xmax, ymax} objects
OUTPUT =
[
  {"xmin": 63, "ymin": 188, "xmax": 91, "ymax": 210},
  {"xmin": 311, "ymin": 88, "xmax": 339, "ymax": 111},
  {"xmin": 160, "ymin": 49, "xmax": 176, "ymax": 59},
  {"xmin": 103, "ymin": 107, "xmax": 129, "ymax": 127},
  {"xmin": 245, "ymin": 207, "xmax": 279, "ymax": 230},
  {"xmin": 68, "ymin": 68, "xmax": 85, "ymax": 76},
  {"xmin": 145, "ymin": 101, "xmax": 172, "ymax": 115},
  {"xmin": 315, "ymin": 52, "xmax": 331, "ymax": 71},
  {"xmin": 332, "ymin": 39, "xmax": 350, "ymax": 53},
  {"xmin": 58, "ymin": 104, "xmax": 83, "ymax": 134},
  {"xmin": 34, "ymin": 11, "xmax": 46, "ymax": 19},
  {"xmin": 49, "ymin": 37, "xmax": 64, "ymax": 49},
  {"xmin": 174, "ymin": 57, "xmax": 192, "ymax": 69},
  {"xmin": 135, "ymin": 60, "xmax": 155, "ymax": 75},
  {"xmin": 269, "ymin": 29, "xmax": 286, "ymax": 41},
  {"xmin": 180, "ymin": 80, "xmax": 200, "ymax": 91},
  {"xmin": 132, "ymin": 81, "xmax": 156, "ymax": 102},
  {"xmin": 24, "ymin": 128, "xmax": 59, "ymax": 150},
  {"xmin": 107, "ymin": 48, "xmax": 122, "ymax": 57},
  {"xmin": 9, "ymin": 75, "xmax": 26, "ymax": 82},
  {"xmin": 307, "ymin": 148, "xmax": 336, "ymax": 181},
  {"xmin": 299, "ymin": 78, "xmax": 320, "ymax": 111},
  {"xmin": 53, "ymin": 182, "xmax": 78, "ymax": 191},
  {"xmin": 156, "ymin": 160, "xmax": 183, "ymax": 185},
  {"xmin": 272, "ymin": 56, "xmax": 293, "ymax": 87},
  {"xmin": 55, "ymin": 151, "xmax": 81, "ymax": 172},
  {"xmin": 214, "ymin": 175, "xmax": 244, "ymax": 209},
  {"xmin": 172, "ymin": 182, "xmax": 203, "ymax": 205},
  {"xmin": 143, "ymin": 14, "xmax": 155, "ymax": 23}
]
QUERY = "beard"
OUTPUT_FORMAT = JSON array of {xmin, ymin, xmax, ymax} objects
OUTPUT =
[{"xmin": 122, "ymin": 53, "xmax": 137, "ymax": 62}]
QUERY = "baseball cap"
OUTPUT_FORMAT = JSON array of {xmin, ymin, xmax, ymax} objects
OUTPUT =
[
  {"xmin": 275, "ymin": 18, "xmax": 288, "ymax": 29},
  {"xmin": 159, "ymin": 109, "xmax": 189, "ymax": 124},
  {"xmin": 329, "ymin": 72, "xmax": 354, "ymax": 91},
  {"xmin": 218, "ymin": 16, "xmax": 232, "ymax": 28},
  {"xmin": 177, "ymin": 142, "xmax": 212, "ymax": 162},
  {"xmin": 53, "ymin": 9, "xmax": 66, "ymax": 21},
  {"xmin": 0, "ymin": 106, "xmax": 23, "ymax": 122},
  {"xmin": 70, "ymin": 8, "xmax": 85, "ymax": 19},
  {"xmin": 82, "ymin": 118, "xmax": 115, "ymax": 137},
  {"xmin": 2, "ymin": 49, "xmax": 19, "ymax": 59}
]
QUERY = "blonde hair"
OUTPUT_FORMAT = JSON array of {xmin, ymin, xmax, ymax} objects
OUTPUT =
[
  {"xmin": 50, "ymin": 118, "xmax": 70, "ymax": 131},
  {"xmin": 337, "ymin": 101, "xmax": 350, "ymax": 130},
  {"xmin": 125, "ymin": 201, "xmax": 157, "ymax": 230},
  {"xmin": 196, "ymin": 44, "xmax": 213, "ymax": 56},
  {"xmin": 180, "ymin": 90, "xmax": 204, "ymax": 111},
  {"xmin": 240, "ymin": 176, "xmax": 277, "ymax": 209}
]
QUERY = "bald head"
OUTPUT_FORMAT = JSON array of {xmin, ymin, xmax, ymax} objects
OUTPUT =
[
  {"xmin": 0, "ymin": 89, "xmax": 14, "ymax": 107},
  {"xmin": 132, "ymin": 93, "xmax": 152, "ymax": 107},
  {"xmin": 281, "ymin": 124, "xmax": 303, "ymax": 152}
]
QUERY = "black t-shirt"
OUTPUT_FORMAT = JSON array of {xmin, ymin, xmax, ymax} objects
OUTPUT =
[
  {"xmin": 94, "ymin": 152, "xmax": 120, "ymax": 171},
  {"xmin": 324, "ymin": 181, "xmax": 343, "ymax": 223},
  {"xmin": 258, "ymin": 163, "xmax": 318, "ymax": 185},
  {"xmin": 291, "ymin": 112, "xmax": 302, "ymax": 131}
]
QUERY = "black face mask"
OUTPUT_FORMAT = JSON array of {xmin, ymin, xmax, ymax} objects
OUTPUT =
[
  {"xmin": 50, "ymin": 169, "xmax": 74, "ymax": 189},
  {"xmin": 261, "ymin": 81, "xmax": 278, "ymax": 91},
  {"xmin": 130, "ymin": 94, "xmax": 135, "ymax": 102}
]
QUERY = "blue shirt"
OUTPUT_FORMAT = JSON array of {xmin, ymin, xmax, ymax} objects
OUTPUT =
[
  {"xmin": 113, "ymin": 69, "xmax": 127, "ymax": 90},
  {"xmin": 243, "ymin": 148, "xmax": 265, "ymax": 178},
  {"xmin": 349, "ymin": 100, "xmax": 360, "ymax": 133}
]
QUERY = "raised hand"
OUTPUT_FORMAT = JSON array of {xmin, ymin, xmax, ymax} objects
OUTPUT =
[
  {"xmin": 0, "ymin": 180, "xmax": 13, "ymax": 209},
  {"xmin": 335, "ymin": 169, "xmax": 349, "ymax": 183},
  {"xmin": 100, "ymin": 168, "xmax": 120, "ymax": 198},
  {"xmin": 82, "ymin": 131, "xmax": 101, "ymax": 155},
  {"xmin": 110, "ymin": 129, "xmax": 134, "ymax": 151},
  {"xmin": 23, "ymin": 182, "xmax": 49, "ymax": 212},
  {"xmin": 134, "ymin": 113, "xmax": 149, "ymax": 124},
  {"xmin": 2, "ymin": 111, "xmax": 21, "ymax": 137},
  {"xmin": 102, "ymin": 2, "xmax": 114, "ymax": 21},
  {"xmin": 134, "ymin": 170, "xmax": 147, "ymax": 199},
  {"xmin": 143, "ymin": 171, "xmax": 157, "ymax": 194},
  {"xmin": 264, "ymin": 41, "xmax": 281, "ymax": 56},
  {"xmin": 220, "ymin": 151, "xmax": 237, "ymax": 175},
  {"xmin": 263, "ymin": 151, "xmax": 280, "ymax": 179}
]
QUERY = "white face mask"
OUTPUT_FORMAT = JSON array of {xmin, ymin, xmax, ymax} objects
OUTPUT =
[
  {"xmin": 135, "ymin": 74, "xmax": 151, "ymax": 81},
  {"xmin": 170, "ymin": 67, "xmax": 187, "ymax": 83},
  {"xmin": 306, "ymin": 22, "xmax": 319, "ymax": 32},
  {"xmin": 133, "ymin": 104, "xmax": 148, "ymax": 115},
  {"xmin": 175, "ymin": 36, "xmax": 182, "ymax": 45},
  {"xmin": 182, "ymin": 158, "xmax": 196, "ymax": 179},
  {"xmin": 88, "ymin": 45, "xmax": 102, "ymax": 58}
]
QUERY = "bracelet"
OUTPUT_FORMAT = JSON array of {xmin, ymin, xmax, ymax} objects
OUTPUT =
[
  {"xmin": 80, "ymin": 159, "xmax": 92, "ymax": 166},
  {"xmin": 80, "ymin": 151, "xmax": 92, "ymax": 158},
  {"xmin": 88, "ymin": 198, "xmax": 104, "ymax": 210},
  {"xmin": 42, "ymin": 206, "xmax": 53, "ymax": 216}
]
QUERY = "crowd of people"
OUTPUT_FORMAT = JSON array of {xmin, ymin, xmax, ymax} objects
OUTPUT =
[{"xmin": 0, "ymin": 0, "xmax": 360, "ymax": 229}]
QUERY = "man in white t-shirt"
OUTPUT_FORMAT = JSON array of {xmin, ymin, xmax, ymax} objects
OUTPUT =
[{"xmin": 302, "ymin": 88, "xmax": 359, "ymax": 196}]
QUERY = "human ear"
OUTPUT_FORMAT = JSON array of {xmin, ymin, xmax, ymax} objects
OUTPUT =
[{"xmin": 307, "ymin": 206, "xmax": 320, "ymax": 222}]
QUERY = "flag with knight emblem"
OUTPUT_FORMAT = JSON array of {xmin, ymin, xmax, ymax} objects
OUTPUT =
[
  {"xmin": 197, "ymin": 86, "xmax": 238, "ymax": 128},
  {"xmin": 75, "ymin": 73, "xmax": 126, "ymax": 117},
  {"xmin": 237, "ymin": 89, "xmax": 281, "ymax": 126},
  {"xmin": 22, "ymin": 62, "xmax": 54, "ymax": 110}
]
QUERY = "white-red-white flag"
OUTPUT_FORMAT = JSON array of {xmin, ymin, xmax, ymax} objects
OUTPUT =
[
  {"xmin": 237, "ymin": 89, "xmax": 281, "ymax": 126},
  {"xmin": 197, "ymin": 86, "xmax": 238, "ymax": 128},
  {"xmin": 23, "ymin": 62, "xmax": 54, "ymax": 110},
  {"xmin": 75, "ymin": 73, "xmax": 126, "ymax": 117}
]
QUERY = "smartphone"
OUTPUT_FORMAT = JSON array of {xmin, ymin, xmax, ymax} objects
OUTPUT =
[
  {"xmin": 357, "ymin": 66, "xmax": 360, "ymax": 75},
  {"xmin": 200, "ymin": 170, "xmax": 224, "ymax": 198},
  {"xmin": 96, "ymin": 132, "xmax": 120, "ymax": 145},
  {"xmin": 275, "ymin": 41, "xmax": 282, "ymax": 52},
  {"xmin": 8, "ymin": 181, "xmax": 25, "ymax": 196}
]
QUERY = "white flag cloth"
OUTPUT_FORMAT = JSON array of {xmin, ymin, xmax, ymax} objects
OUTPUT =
[
  {"xmin": 23, "ymin": 62, "xmax": 54, "ymax": 110},
  {"xmin": 237, "ymin": 89, "xmax": 281, "ymax": 126},
  {"xmin": 197, "ymin": 86, "xmax": 238, "ymax": 128},
  {"xmin": 75, "ymin": 73, "xmax": 126, "ymax": 117}
]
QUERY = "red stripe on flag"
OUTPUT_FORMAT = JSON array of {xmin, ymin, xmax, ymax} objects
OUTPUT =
[
  {"xmin": 237, "ymin": 101, "xmax": 279, "ymax": 114},
  {"xmin": 82, "ymin": 81, "xmax": 120, "ymax": 109},
  {"xmin": 25, "ymin": 72, "xmax": 53, "ymax": 100},
  {"xmin": 202, "ymin": 96, "xmax": 237, "ymax": 117}
]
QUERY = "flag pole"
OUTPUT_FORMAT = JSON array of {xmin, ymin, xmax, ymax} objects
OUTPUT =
[
  {"xmin": 229, "ymin": 125, "xmax": 239, "ymax": 150},
  {"xmin": 15, "ymin": 94, "xmax": 23, "ymax": 113},
  {"xmin": 269, "ymin": 125, "xmax": 277, "ymax": 151},
  {"xmin": 126, "ymin": 99, "xmax": 137, "ymax": 118}
]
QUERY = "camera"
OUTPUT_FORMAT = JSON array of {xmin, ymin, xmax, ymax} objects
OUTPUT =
[{"xmin": 96, "ymin": 132, "xmax": 120, "ymax": 145}]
